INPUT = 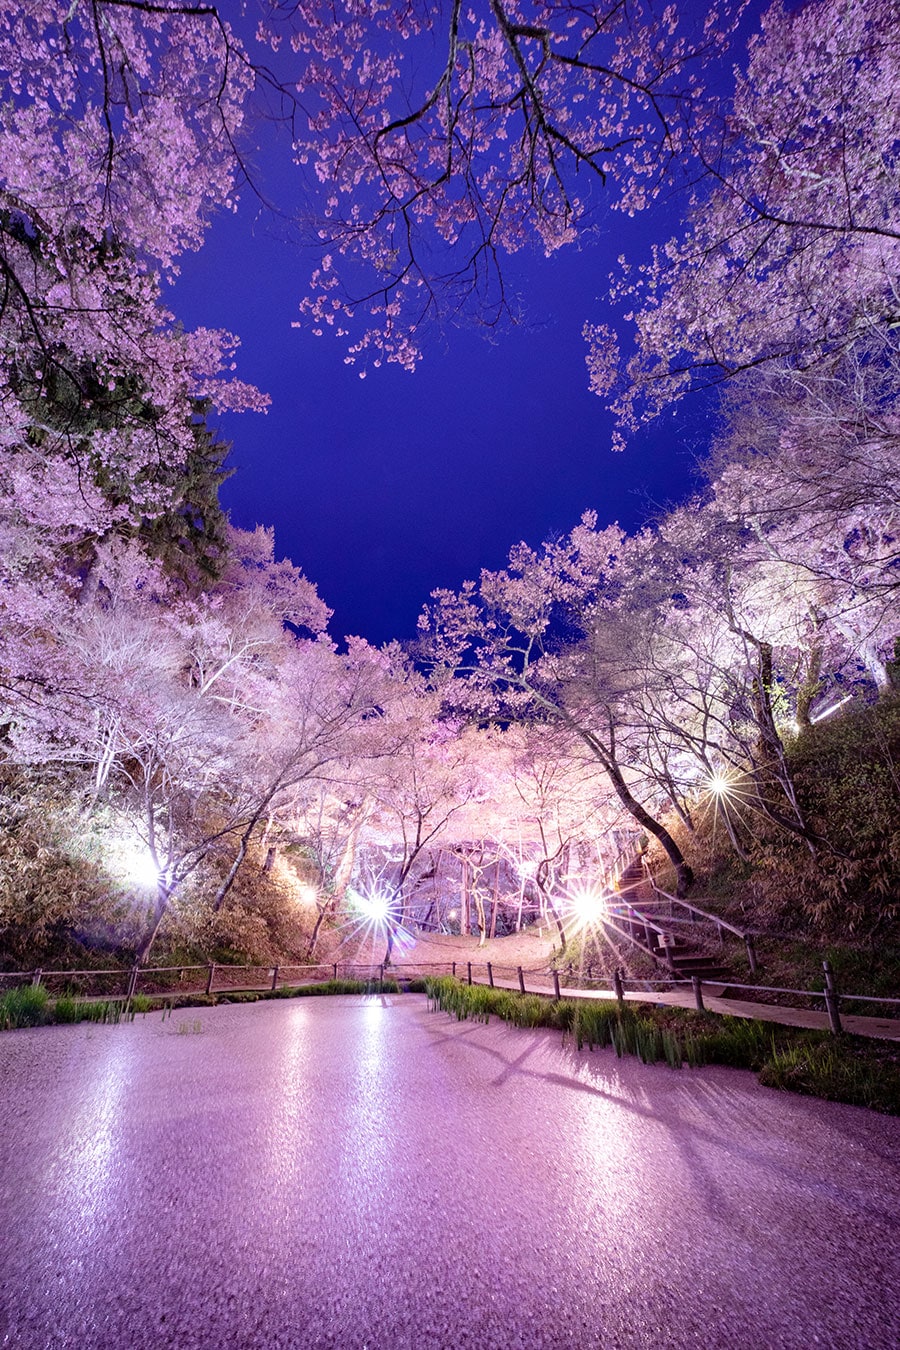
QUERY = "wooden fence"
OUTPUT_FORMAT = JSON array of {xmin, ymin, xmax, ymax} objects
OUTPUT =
[{"xmin": 2, "ymin": 957, "xmax": 897, "ymax": 1035}]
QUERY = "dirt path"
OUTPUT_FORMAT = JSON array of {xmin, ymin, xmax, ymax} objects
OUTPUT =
[{"xmin": 387, "ymin": 926, "xmax": 559, "ymax": 972}]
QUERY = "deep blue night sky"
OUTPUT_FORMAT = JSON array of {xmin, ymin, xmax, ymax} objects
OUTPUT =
[{"xmin": 170, "ymin": 12, "xmax": 722, "ymax": 647}]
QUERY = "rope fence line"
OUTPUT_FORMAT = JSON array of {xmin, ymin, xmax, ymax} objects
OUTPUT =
[{"xmin": 1, "ymin": 957, "xmax": 896, "ymax": 1035}]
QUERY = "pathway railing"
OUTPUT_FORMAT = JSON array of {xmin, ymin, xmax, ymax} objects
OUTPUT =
[
  {"xmin": 638, "ymin": 866, "xmax": 760, "ymax": 972},
  {"xmin": 431, "ymin": 959, "xmax": 898, "ymax": 1037},
  {"xmin": 2, "ymin": 956, "xmax": 897, "ymax": 1036},
  {"xmin": 0, "ymin": 961, "xmax": 395, "ymax": 1000}
]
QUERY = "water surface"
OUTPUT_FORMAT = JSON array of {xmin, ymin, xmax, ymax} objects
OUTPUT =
[{"xmin": 1, "ymin": 995, "xmax": 897, "ymax": 1348}]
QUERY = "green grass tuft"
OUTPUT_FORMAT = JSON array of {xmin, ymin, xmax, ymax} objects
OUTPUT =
[
  {"xmin": 759, "ymin": 1040, "xmax": 900, "ymax": 1114},
  {"xmin": 0, "ymin": 983, "xmax": 50, "ymax": 1029}
]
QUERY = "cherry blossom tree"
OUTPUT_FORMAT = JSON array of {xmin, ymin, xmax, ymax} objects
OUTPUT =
[
  {"xmin": 1, "ymin": 0, "xmax": 266, "ymax": 555},
  {"xmin": 271, "ymin": 0, "xmax": 745, "ymax": 369},
  {"xmin": 591, "ymin": 0, "xmax": 900, "ymax": 431},
  {"xmin": 360, "ymin": 682, "xmax": 483, "ymax": 961},
  {"xmin": 417, "ymin": 515, "xmax": 697, "ymax": 893}
]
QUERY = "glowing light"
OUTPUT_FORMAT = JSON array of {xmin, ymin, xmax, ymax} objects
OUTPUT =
[
  {"xmin": 565, "ymin": 884, "xmax": 607, "ymax": 930},
  {"xmin": 811, "ymin": 695, "xmax": 852, "ymax": 724},
  {"xmin": 705, "ymin": 772, "xmax": 734, "ymax": 797},
  {"xmin": 295, "ymin": 883, "xmax": 318, "ymax": 907},
  {"xmin": 119, "ymin": 844, "xmax": 162, "ymax": 890},
  {"xmin": 448, "ymin": 908, "xmax": 458, "ymax": 921},
  {"xmin": 349, "ymin": 885, "xmax": 392, "ymax": 927}
]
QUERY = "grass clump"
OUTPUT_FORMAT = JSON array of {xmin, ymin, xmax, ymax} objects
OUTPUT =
[
  {"xmin": 282, "ymin": 977, "xmax": 400, "ymax": 998},
  {"xmin": 0, "ymin": 989, "xmax": 159, "ymax": 1029},
  {"xmin": 759, "ymin": 1040, "xmax": 900, "ymax": 1115},
  {"xmin": 0, "ymin": 983, "xmax": 50, "ymax": 1029},
  {"xmin": 424, "ymin": 977, "xmax": 900, "ymax": 1114},
  {"xmin": 1, "ymin": 974, "xmax": 407, "ymax": 1033}
]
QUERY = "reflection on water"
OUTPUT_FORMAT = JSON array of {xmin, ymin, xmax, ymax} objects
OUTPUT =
[
  {"xmin": 338, "ymin": 999, "xmax": 393, "ymax": 1208},
  {"xmin": 260, "ymin": 1002, "xmax": 319, "ymax": 1196},
  {"xmin": 1, "ymin": 1000, "xmax": 897, "ymax": 1350},
  {"xmin": 52, "ymin": 1031, "xmax": 132, "ymax": 1247}
]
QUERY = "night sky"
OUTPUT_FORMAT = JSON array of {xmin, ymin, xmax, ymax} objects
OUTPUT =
[{"xmin": 171, "ymin": 22, "xmax": 718, "ymax": 647}]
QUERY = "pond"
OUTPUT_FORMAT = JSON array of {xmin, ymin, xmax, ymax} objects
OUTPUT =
[{"xmin": 0, "ymin": 995, "xmax": 898, "ymax": 1348}]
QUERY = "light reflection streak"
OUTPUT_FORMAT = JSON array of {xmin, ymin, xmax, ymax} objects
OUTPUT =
[
  {"xmin": 51, "ymin": 1033, "xmax": 131, "ymax": 1246},
  {"xmin": 338, "ymin": 1001, "xmax": 392, "ymax": 1207},
  {"xmin": 261, "ymin": 1003, "xmax": 318, "ymax": 1198}
]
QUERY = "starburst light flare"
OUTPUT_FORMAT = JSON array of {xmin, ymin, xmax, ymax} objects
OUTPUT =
[
  {"xmin": 350, "ymin": 885, "xmax": 392, "ymax": 927},
  {"xmin": 564, "ymin": 883, "xmax": 608, "ymax": 932}
]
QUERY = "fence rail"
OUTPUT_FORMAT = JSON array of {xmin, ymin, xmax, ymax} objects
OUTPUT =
[
  {"xmin": 636, "ymin": 868, "xmax": 760, "ymax": 971},
  {"xmin": 1, "ymin": 956, "xmax": 897, "ymax": 1036}
]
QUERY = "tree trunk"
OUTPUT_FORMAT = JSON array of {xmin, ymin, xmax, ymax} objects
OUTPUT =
[
  {"xmin": 213, "ymin": 830, "xmax": 253, "ymax": 912},
  {"xmin": 601, "ymin": 757, "xmax": 693, "ymax": 896},
  {"xmin": 489, "ymin": 861, "xmax": 500, "ymax": 940},
  {"xmin": 795, "ymin": 643, "xmax": 823, "ymax": 728},
  {"xmin": 473, "ymin": 886, "xmax": 487, "ymax": 946},
  {"xmin": 535, "ymin": 875, "xmax": 566, "ymax": 952},
  {"xmin": 306, "ymin": 802, "xmax": 369, "ymax": 961},
  {"xmin": 135, "ymin": 883, "xmax": 174, "ymax": 966},
  {"xmin": 460, "ymin": 855, "xmax": 470, "ymax": 937},
  {"xmin": 557, "ymin": 704, "xmax": 694, "ymax": 897}
]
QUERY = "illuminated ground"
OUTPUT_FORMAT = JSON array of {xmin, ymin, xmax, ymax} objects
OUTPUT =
[{"xmin": 1, "ymin": 997, "xmax": 898, "ymax": 1349}]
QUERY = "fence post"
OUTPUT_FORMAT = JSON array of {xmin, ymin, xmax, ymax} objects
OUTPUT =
[
  {"xmin": 379, "ymin": 964, "xmax": 384, "ymax": 984},
  {"xmin": 206, "ymin": 962, "xmax": 215, "ymax": 996},
  {"xmin": 128, "ymin": 966, "xmax": 140, "ymax": 999},
  {"xmin": 692, "ymin": 975, "xmax": 705, "ymax": 1011},
  {"xmin": 31, "ymin": 968, "xmax": 43, "ymax": 988},
  {"xmin": 517, "ymin": 966, "xmax": 526, "ymax": 995},
  {"xmin": 332, "ymin": 963, "xmax": 338, "ymax": 980},
  {"xmin": 552, "ymin": 970, "xmax": 561, "ymax": 1001},
  {"xmin": 467, "ymin": 961, "xmax": 472, "ymax": 986},
  {"xmin": 487, "ymin": 961, "xmax": 494, "ymax": 988},
  {"xmin": 613, "ymin": 968, "xmax": 625, "ymax": 1009},
  {"xmin": 823, "ymin": 960, "xmax": 842, "ymax": 1035},
  {"xmin": 745, "ymin": 935, "xmax": 758, "ymax": 973},
  {"xmin": 271, "ymin": 965, "xmax": 279, "ymax": 992},
  {"xmin": 452, "ymin": 961, "xmax": 456, "ymax": 978}
]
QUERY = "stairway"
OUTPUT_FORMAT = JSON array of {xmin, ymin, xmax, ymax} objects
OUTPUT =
[{"xmin": 607, "ymin": 857, "xmax": 733, "ymax": 983}]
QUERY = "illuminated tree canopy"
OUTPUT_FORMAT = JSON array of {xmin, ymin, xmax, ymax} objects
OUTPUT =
[{"xmin": 1, "ymin": 0, "xmax": 898, "ymax": 961}]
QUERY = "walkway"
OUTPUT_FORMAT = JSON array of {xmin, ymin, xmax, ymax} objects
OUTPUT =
[
  {"xmin": 453, "ymin": 969, "xmax": 900, "ymax": 1041},
  {"xmin": 388, "ymin": 932, "xmax": 900, "ymax": 1041}
]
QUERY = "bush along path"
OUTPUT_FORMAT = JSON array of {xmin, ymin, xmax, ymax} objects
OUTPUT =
[{"xmin": 424, "ymin": 978, "xmax": 900, "ymax": 1117}]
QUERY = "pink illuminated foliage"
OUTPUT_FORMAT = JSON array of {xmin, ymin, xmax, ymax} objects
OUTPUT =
[
  {"xmin": 2, "ymin": 1, "xmax": 899, "ymax": 961},
  {"xmin": 590, "ymin": 0, "xmax": 900, "ymax": 431},
  {"xmin": 0, "ymin": 0, "xmax": 267, "ymax": 536},
  {"xmin": 273, "ymin": 0, "xmax": 746, "ymax": 370}
]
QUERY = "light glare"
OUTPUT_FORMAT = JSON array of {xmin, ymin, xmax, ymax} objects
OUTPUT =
[
  {"xmin": 350, "ymin": 886, "xmax": 392, "ymax": 926},
  {"xmin": 119, "ymin": 845, "xmax": 162, "ymax": 890},
  {"xmin": 566, "ymin": 884, "xmax": 607, "ymax": 928}
]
